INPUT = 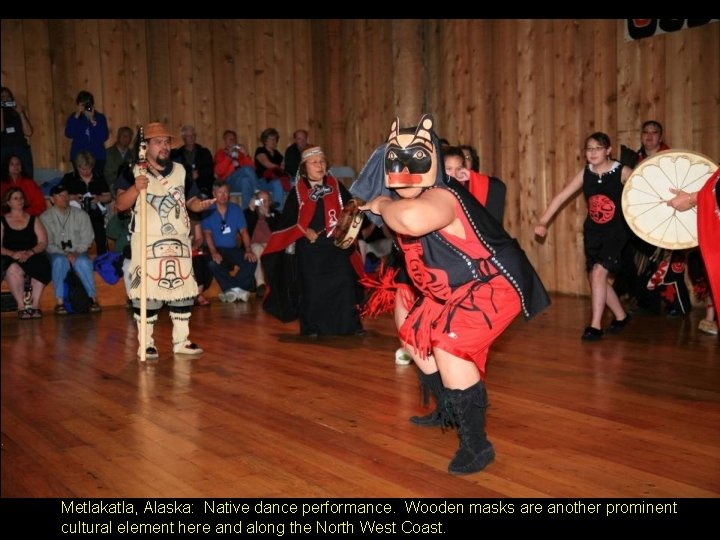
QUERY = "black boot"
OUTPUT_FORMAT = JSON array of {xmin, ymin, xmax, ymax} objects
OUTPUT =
[
  {"xmin": 409, "ymin": 370, "xmax": 445, "ymax": 427},
  {"xmin": 446, "ymin": 381, "xmax": 495, "ymax": 475}
]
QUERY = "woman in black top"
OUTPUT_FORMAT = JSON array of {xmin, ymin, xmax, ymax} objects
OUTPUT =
[{"xmin": 1, "ymin": 187, "xmax": 51, "ymax": 318}]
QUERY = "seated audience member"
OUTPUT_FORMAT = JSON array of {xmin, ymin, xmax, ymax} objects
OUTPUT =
[
  {"xmin": 202, "ymin": 181, "xmax": 257, "ymax": 303},
  {"xmin": 171, "ymin": 124, "xmax": 215, "ymax": 198},
  {"xmin": 1, "ymin": 154, "xmax": 47, "ymax": 217},
  {"xmin": 284, "ymin": 129, "xmax": 309, "ymax": 178},
  {"xmin": 1, "ymin": 187, "xmax": 51, "ymax": 318},
  {"xmin": 40, "ymin": 184, "xmax": 101, "ymax": 315},
  {"xmin": 254, "ymin": 128, "xmax": 287, "ymax": 209},
  {"xmin": 104, "ymin": 126, "xmax": 134, "ymax": 193},
  {"xmin": 214, "ymin": 129, "xmax": 258, "ymax": 208},
  {"xmin": 62, "ymin": 150, "xmax": 112, "ymax": 254},
  {"xmin": 243, "ymin": 189, "xmax": 281, "ymax": 297}
]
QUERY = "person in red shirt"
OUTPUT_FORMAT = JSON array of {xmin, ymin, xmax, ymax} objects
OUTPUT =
[
  {"xmin": 213, "ymin": 129, "xmax": 257, "ymax": 208},
  {"xmin": 1, "ymin": 154, "xmax": 46, "ymax": 216}
]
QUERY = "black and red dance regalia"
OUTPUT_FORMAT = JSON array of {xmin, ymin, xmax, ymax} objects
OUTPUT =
[
  {"xmin": 261, "ymin": 174, "xmax": 365, "ymax": 334},
  {"xmin": 351, "ymin": 130, "xmax": 550, "ymax": 378}
]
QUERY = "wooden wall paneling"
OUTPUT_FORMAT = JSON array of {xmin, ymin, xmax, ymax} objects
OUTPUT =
[
  {"xmin": 615, "ymin": 20, "xmax": 641, "ymax": 150},
  {"xmin": 337, "ymin": 20, "xmax": 362, "ymax": 170},
  {"xmin": 434, "ymin": 20, "xmax": 456, "ymax": 143},
  {"xmin": 467, "ymin": 20, "xmax": 494, "ymax": 176},
  {"xmin": 453, "ymin": 19, "xmax": 473, "ymax": 145},
  {"xmin": 252, "ymin": 22, "xmax": 272, "ymax": 144},
  {"xmin": 1, "ymin": 20, "xmax": 26, "ymax": 95},
  {"xmin": 98, "ymin": 20, "xmax": 130, "ymax": 145},
  {"xmin": 546, "ymin": 20, "xmax": 579, "ymax": 294},
  {"xmin": 639, "ymin": 32, "xmax": 666, "ymax": 141},
  {"xmin": 210, "ymin": 19, "xmax": 236, "ymax": 150},
  {"xmin": 122, "ymin": 20, "xmax": 149, "ymax": 133},
  {"xmin": 272, "ymin": 19, "xmax": 295, "ymax": 145},
  {"xmin": 516, "ymin": 20, "xmax": 540, "ymax": 268},
  {"xmin": 665, "ymin": 30, "xmax": 692, "ymax": 150},
  {"xmin": 496, "ymin": 20, "xmax": 520, "ymax": 239},
  {"xmin": 592, "ymin": 20, "xmax": 618, "ymax": 143},
  {"xmin": 308, "ymin": 20, "xmax": 332, "ymax": 157},
  {"xmin": 289, "ymin": 20, "xmax": 313, "ymax": 144},
  {"xmin": 144, "ymin": 20, "xmax": 173, "ymax": 132},
  {"xmin": 74, "ymin": 19, "xmax": 103, "ymax": 123},
  {"xmin": 190, "ymin": 20, "xmax": 216, "ymax": 148},
  {"xmin": 423, "ymin": 20, "xmax": 441, "ymax": 129},
  {"xmin": 234, "ymin": 19, "xmax": 258, "ymax": 150},
  {"xmin": 564, "ymin": 19, "xmax": 586, "ymax": 296},
  {"xmin": 363, "ymin": 19, "xmax": 393, "ymax": 172},
  {"xmin": 48, "ymin": 20, "xmax": 78, "ymax": 171},
  {"xmin": 22, "ymin": 20, "xmax": 54, "ymax": 172},
  {"xmin": 392, "ymin": 20, "xmax": 423, "ymax": 123},
  {"xmin": 532, "ymin": 20, "xmax": 559, "ymax": 277},
  {"xmin": 692, "ymin": 24, "xmax": 720, "ymax": 159},
  {"xmin": 577, "ymin": 20, "xmax": 596, "ymax": 137},
  {"xmin": 167, "ymin": 20, "xmax": 195, "ymax": 143}
]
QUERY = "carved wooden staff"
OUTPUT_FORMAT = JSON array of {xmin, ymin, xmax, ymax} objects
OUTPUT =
[{"xmin": 136, "ymin": 127, "xmax": 149, "ymax": 362}]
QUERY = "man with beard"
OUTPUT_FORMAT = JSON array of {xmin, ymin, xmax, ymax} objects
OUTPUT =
[{"xmin": 115, "ymin": 122, "xmax": 215, "ymax": 359}]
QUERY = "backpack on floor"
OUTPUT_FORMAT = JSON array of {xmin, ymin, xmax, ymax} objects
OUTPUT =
[{"xmin": 63, "ymin": 269, "xmax": 92, "ymax": 314}]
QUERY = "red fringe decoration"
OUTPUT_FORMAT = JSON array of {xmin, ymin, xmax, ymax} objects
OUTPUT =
[{"xmin": 359, "ymin": 261, "xmax": 399, "ymax": 318}]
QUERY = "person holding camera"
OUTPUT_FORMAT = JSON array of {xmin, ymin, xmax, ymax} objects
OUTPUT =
[
  {"xmin": 213, "ymin": 129, "xmax": 259, "ymax": 208},
  {"xmin": 40, "ymin": 184, "xmax": 101, "ymax": 315},
  {"xmin": 64, "ymin": 90, "xmax": 109, "ymax": 178},
  {"xmin": 243, "ymin": 189, "xmax": 281, "ymax": 297},
  {"xmin": 61, "ymin": 150, "xmax": 112, "ymax": 254},
  {"xmin": 1, "ymin": 86, "xmax": 34, "ymax": 178}
]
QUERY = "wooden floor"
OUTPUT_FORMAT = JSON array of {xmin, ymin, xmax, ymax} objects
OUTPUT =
[{"xmin": 1, "ymin": 294, "xmax": 718, "ymax": 498}]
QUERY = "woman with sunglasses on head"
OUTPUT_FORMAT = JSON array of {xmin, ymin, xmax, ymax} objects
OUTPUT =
[{"xmin": 535, "ymin": 132, "xmax": 633, "ymax": 341}]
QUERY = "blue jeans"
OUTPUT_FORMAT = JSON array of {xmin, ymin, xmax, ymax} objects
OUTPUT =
[
  {"xmin": 50, "ymin": 253, "xmax": 96, "ymax": 301},
  {"xmin": 225, "ymin": 166, "xmax": 260, "ymax": 209},
  {"xmin": 208, "ymin": 247, "xmax": 257, "ymax": 292}
]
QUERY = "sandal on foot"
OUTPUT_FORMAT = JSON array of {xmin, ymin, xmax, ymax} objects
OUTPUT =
[
  {"xmin": 581, "ymin": 326, "xmax": 603, "ymax": 341},
  {"xmin": 18, "ymin": 309, "xmax": 33, "ymax": 320},
  {"xmin": 54, "ymin": 304, "xmax": 68, "ymax": 315}
]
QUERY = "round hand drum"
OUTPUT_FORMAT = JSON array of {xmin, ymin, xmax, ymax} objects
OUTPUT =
[
  {"xmin": 332, "ymin": 198, "xmax": 365, "ymax": 249},
  {"xmin": 622, "ymin": 149, "xmax": 716, "ymax": 250}
]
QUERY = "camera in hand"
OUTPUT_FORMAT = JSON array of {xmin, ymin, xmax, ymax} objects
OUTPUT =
[
  {"xmin": 61, "ymin": 240, "xmax": 73, "ymax": 250},
  {"xmin": 84, "ymin": 102, "xmax": 93, "ymax": 112},
  {"xmin": 82, "ymin": 194, "xmax": 94, "ymax": 213},
  {"xmin": 254, "ymin": 198, "xmax": 263, "ymax": 207},
  {"xmin": 1, "ymin": 101, "xmax": 16, "ymax": 108}
]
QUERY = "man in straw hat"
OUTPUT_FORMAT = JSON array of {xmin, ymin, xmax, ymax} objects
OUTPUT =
[{"xmin": 116, "ymin": 122, "xmax": 215, "ymax": 359}]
